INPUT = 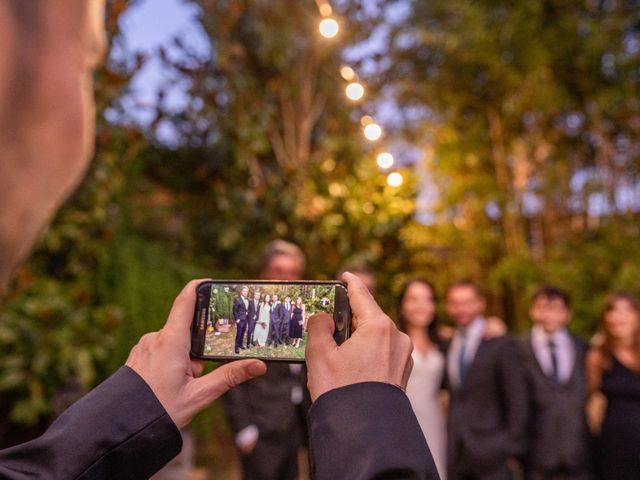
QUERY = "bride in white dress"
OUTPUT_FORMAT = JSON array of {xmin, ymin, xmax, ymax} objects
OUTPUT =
[
  {"xmin": 397, "ymin": 279, "xmax": 447, "ymax": 480},
  {"xmin": 254, "ymin": 294, "xmax": 271, "ymax": 347}
]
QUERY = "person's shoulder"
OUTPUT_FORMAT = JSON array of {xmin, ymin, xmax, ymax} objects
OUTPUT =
[
  {"xmin": 484, "ymin": 333, "xmax": 520, "ymax": 355},
  {"xmin": 482, "ymin": 331, "xmax": 514, "ymax": 344},
  {"xmin": 586, "ymin": 346, "xmax": 605, "ymax": 368},
  {"xmin": 512, "ymin": 330, "xmax": 532, "ymax": 351}
]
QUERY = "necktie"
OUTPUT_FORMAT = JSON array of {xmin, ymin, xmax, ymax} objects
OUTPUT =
[
  {"xmin": 458, "ymin": 333, "xmax": 469, "ymax": 385},
  {"xmin": 548, "ymin": 338, "xmax": 559, "ymax": 382}
]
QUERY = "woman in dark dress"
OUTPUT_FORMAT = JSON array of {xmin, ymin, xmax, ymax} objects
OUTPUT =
[
  {"xmin": 586, "ymin": 292, "xmax": 640, "ymax": 480},
  {"xmin": 290, "ymin": 297, "xmax": 305, "ymax": 348}
]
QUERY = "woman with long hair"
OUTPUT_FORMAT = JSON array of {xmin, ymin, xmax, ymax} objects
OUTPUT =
[
  {"xmin": 253, "ymin": 293, "xmax": 271, "ymax": 347},
  {"xmin": 397, "ymin": 279, "xmax": 447, "ymax": 479},
  {"xmin": 290, "ymin": 297, "xmax": 305, "ymax": 348},
  {"xmin": 586, "ymin": 292, "xmax": 640, "ymax": 479}
]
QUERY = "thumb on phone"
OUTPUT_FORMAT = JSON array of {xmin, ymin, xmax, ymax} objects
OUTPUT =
[
  {"xmin": 186, "ymin": 360, "xmax": 267, "ymax": 417},
  {"xmin": 306, "ymin": 313, "xmax": 337, "ymax": 359}
]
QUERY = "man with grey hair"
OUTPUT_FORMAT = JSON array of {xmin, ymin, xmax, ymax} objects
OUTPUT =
[{"xmin": 259, "ymin": 239, "xmax": 307, "ymax": 280}]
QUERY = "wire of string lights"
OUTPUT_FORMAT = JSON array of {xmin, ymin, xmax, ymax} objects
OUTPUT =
[{"xmin": 316, "ymin": 2, "xmax": 402, "ymax": 187}]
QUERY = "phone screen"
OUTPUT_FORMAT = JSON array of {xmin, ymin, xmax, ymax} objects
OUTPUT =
[{"xmin": 190, "ymin": 280, "xmax": 350, "ymax": 362}]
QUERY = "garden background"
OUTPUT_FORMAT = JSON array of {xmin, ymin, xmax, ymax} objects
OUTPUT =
[{"xmin": 1, "ymin": 0, "xmax": 639, "ymax": 475}]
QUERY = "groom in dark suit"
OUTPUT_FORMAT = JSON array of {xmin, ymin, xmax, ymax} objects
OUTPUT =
[
  {"xmin": 246, "ymin": 290, "xmax": 261, "ymax": 348},
  {"xmin": 267, "ymin": 294, "xmax": 285, "ymax": 346},
  {"xmin": 445, "ymin": 281, "xmax": 528, "ymax": 480},
  {"xmin": 233, "ymin": 286, "xmax": 251, "ymax": 354}
]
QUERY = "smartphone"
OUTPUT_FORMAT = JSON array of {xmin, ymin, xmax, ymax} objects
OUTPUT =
[{"xmin": 190, "ymin": 280, "xmax": 351, "ymax": 362}]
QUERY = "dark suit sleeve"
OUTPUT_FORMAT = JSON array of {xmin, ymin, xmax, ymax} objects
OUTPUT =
[
  {"xmin": 308, "ymin": 382, "xmax": 440, "ymax": 480},
  {"xmin": 498, "ymin": 337, "xmax": 529, "ymax": 457},
  {"xmin": 0, "ymin": 366, "xmax": 182, "ymax": 480},
  {"xmin": 232, "ymin": 298, "xmax": 240, "ymax": 321}
]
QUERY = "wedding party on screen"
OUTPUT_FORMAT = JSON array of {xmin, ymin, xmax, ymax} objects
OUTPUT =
[{"xmin": 203, "ymin": 283, "xmax": 336, "ymax": 358}]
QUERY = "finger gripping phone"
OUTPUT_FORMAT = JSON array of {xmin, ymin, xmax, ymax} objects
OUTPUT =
[{"xmin": 190, "ymin": 280, "xmax": 351, "ymax": 362}]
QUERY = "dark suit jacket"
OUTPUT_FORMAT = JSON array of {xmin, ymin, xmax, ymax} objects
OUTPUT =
[
  {"xmin": 517, "ymin": 332, "xmax": 592, "ymax": 473},
  {"xmin": 446, "ymin": 335, "xmax": 528, "ymax": 476},
  {"xmin": 0, "ymin": 372, "xmax": 439, "ymax": 480},
  {"xmin": 223, "ymin": 363, "xmax": 304, "ymax": 437},
  {"xmin": 248, "ymin": 299, "xmax": 260, "ymax": 324},
  {"xmin": 309, "ymin": 382, "xmax": 440, "ymax": 479},
  {"xmin": 269, "ymin": 302, "xmax": 285, "ymax": 325},
  {"xmin": 233, "ymin": 296, "xmax": 250, "ymax": 323},
  {"xmin": 0, "ymin": 366, "xmax": 181, "ymax": 479},
  {"xmin": 282, "ymin": 303, "xmax": 293, "ymax": 326}
]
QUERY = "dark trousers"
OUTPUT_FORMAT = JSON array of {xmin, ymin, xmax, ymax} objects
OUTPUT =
[
  {"xmin": 241, "ymin": 433, "xmax": 299, "ymax": 480},
  {"xmin": 235, "ymin": 320, "xmax": 248, "ymax": 350},
  {"xmin": 268, "ymin": 321, "xmax": 282, "ymax": 345},
  {"xmin": 247, "ymin": 319, "xmax": 257, "ymax": 347},
  {"xmin": 281, "ymin": 321, "xmax": 290, "ymax": 342}
]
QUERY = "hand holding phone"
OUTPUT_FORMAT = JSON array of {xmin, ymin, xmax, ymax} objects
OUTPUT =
[
  {"xmin": 126, "ymin": 280, "xmax": 267, "ymax": 429},
  {"xmin": 306, "ymin": 272, "xmax": 414, "ymax": 401}
]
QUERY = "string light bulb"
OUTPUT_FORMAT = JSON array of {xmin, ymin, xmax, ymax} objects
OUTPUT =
[
  {"xmin": 319, "ymin": 18, "xmax": 339, "ymax": 38},
  {"xmin": 345, "ymin": 82, "xmax": 364, "ymax": 101},
  {"xmin": 376, "ymin": 152, "xmax": 394, "ymax": 169},
  {"xmin": 364, "ymin": 123, "xmax": 383, "ymax": 141},
  {"xmin": 387, "ymin": 172, "xmax": 403, "ymax": 187},
  {"xmin": 319, "ymin": 3, "xmax": 333, "ymax": 16},
  {"xmin": 340, "ymin": 65, "xmax": 355, "ymax": 81}
]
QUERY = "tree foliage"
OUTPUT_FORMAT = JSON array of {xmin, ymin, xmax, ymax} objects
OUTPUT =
[
  {"xmin": 385, "ymin": 0, "xmax": 640, "ymax": 330},
  {"xmin": 3, "ymin": 0, "xmax": 640, "ymax": 443},
  {"xmin": 132, "ymin": 0, "xmax": 415, "ymax": 303}
]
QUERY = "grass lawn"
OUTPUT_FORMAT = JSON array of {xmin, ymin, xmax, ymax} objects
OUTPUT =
[{"xmin": 204, "ymin": 323, "xmax": 306, "ymax": 360}]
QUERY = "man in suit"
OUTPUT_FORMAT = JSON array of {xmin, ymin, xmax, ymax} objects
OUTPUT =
[
  {"xmin": 224, "ymin": 240, "xmax": 310, "ymax": 480},
  {"xmin": 517, "ymin": 286, "xmax": 592, "ymax": 480},
  {"xmin": 267, "ymin": 294, "xmax": 285, "ymax": 346},
  {"xmin": 445, "ymin": 280, "xmax": 528, "ymax": 480},
  {"xmin": 246, "ymin": 290, "xmax": 261, "ymax": 348},
  {"xmin": 234, "ymin": 286, "xmax": 251, "ymax": 354},
  {"xmin": 281, "ymin": 295, "xmax": 293, "ymax": 345},
  {"xmin": 0, "ymin": 5, "xmax": 440, "ymax": 478}
]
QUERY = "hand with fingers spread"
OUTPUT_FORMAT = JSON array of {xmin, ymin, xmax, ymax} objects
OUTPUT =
[
  {"xmin": 126, "ymin": 279, "xmax": 267, "ymax": 429},
  {"xmin": 306, "ymin": 272, "xmax": 414, "ymax": 402}
]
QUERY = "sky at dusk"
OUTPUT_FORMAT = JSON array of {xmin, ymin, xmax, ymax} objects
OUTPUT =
[{"xmin": 116, "ymin": 0, "xmax": 208, "ymax": 128}]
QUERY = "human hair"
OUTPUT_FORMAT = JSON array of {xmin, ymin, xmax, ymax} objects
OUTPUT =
[
  {"xmin": 531, "ymin": 285, "xmax": 572, "ymax": 309},
  {"xmin": 260, "ymin": 239, "xmax": 306, "ymax": 274},
  {"xmin": 446, "ymin": 279, "xmax": 485, "ymax": 300},
  {"xmin": 596, "ymin": 292, "xmax": 640, "ymax": 366},
  {"xmin": 397, "ymin": 279, "xmax": 442, "ymax": 345}
]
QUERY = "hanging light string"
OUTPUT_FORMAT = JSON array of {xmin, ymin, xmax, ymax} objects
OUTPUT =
[{"xmin": 316, "ymin": 3, "xmax": 403, "ymax": 187}]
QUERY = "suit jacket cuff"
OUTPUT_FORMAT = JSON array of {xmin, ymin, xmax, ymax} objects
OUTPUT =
[
  {"xmin": 308, "ymin": 381, "xmax": 440, "ymax": 480},
  {"xmin": 0, "ymin": 366, "xmax": 182, "ymax": 480}
]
